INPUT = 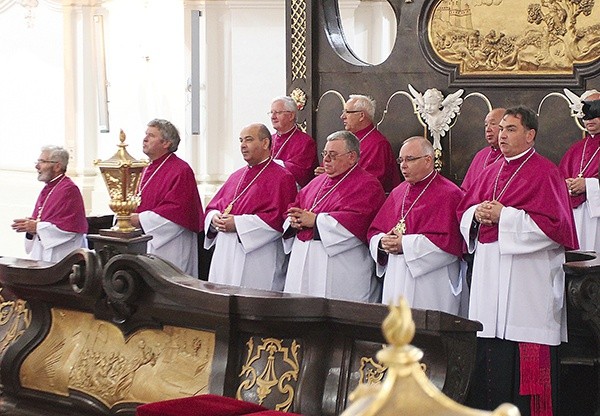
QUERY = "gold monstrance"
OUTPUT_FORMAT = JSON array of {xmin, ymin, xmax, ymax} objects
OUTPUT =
[{"xmin": 94, "ymin": 129, "xmax": 148, "ymax": 238}]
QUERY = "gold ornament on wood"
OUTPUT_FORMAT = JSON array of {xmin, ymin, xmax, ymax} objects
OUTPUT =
[{"xmin": 94, "ymin": 130, "xmax": 148, "ymax": 237}]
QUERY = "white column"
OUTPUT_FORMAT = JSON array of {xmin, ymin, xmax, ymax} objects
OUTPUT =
[
  {"xmin": 184, "ymin": 0, "xmax": 286, "ymax": 204},
  {"xmin": 62, "ymin": 3, "xmax": 102, "ymax": 214}
]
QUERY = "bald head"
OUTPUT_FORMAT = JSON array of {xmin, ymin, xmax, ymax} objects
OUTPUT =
[
  {"xmin": 484, "ymin": 108, "xmax": 505, "ymax": 148},
  {"xmin": 239, "ymin": 123, "xmax": 272, "ymax": 166},
  {"xmin": 398, "ymin": 136, "xmax": 435, "ymax": 184}
]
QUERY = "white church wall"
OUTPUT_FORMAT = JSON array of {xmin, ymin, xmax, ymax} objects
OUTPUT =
[{"xmin": 0, "ymin": 0, "xmax": 286, "ymax": 259}]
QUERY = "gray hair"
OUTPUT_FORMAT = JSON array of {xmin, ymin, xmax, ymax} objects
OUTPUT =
[
  {"xmin": 349, "ymin": 94, "xmax": 376, "ymax": 121},
  {"xmin": 326, "ymin": 130, "xmax": 361, "ymax": 159},
  {"xmin": 41, "ymin": 145, "xmax": 69, "ymax": 172},
  {"xmin": 147, "ymin": 119, "xmax": 181, "ymax": 152},
  {"xmin": 402, "ymin": 136, "xmax": 434, "ymax": 157},
  {"xmin": 271, "ymin": 96, "xmax": 298, "ymax": 121}
]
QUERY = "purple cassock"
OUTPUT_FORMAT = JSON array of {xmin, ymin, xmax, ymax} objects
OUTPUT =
[
  {"xmin": 33, "ymin": 175, "xmax": 87, "ymax": 233},
  {"xmin": 368, "ymin": 172, "xmax": 464, "ymax": 259},
  {"xmin": 206, "ymin": 159, "xmax": 298, "ymax": 233},
  {"xmin": 354, "ymin": 124, "xmax": 401, "ymax": 194},
  {"xmin": 137, "ymin": 153, "xmax": 204, "ymax": 233},
  {"xmin": 458, "ymin": 149, "xmax": 578, "ymax": 250},
  {"xmin": 461, "ymin": 146, "xmax": 503, "ymax": 191},
  {"xmin": 271, "ymin": 127, "xmax": 318, "ymax": 188},
  {"xmin": 559, "ymin": 133, "xmax": 600, "ymax": 208},
  {"xmin": 291, "ymin": 165, "xmax": 386, "ymax": 244}
]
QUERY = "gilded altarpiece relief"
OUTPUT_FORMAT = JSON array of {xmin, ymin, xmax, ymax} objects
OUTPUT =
[
  {"xmin": 0, "ymin": 289, "xmax": 30, "ymax": 357},
  {"xmin": 20, "ymin": 308, "xmax": 215, "ymax": 408},
  {"xmin": 429, "ymin": 0, "xmax": 600, "ymax": 75}
]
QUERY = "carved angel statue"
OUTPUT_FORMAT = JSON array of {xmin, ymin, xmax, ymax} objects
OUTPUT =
[
  {"xmin": 563, "ymin": 88, "xmax": 600, "ymax": 119},
  {"xmin": 408, "ymin": 84, "xmax": 464, "ymax": 150}
]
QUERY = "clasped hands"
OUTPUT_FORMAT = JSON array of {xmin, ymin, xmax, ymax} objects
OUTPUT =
[
  {"xmin": 474, "ymin": 200, "xmax": 503, "ymax": 226},
  {"xmin": 380, "ymin": 228, "xmax": 403, "ymax": 254},
  {"xmin": 287, "ymin": 207, "xmax": 316, "ymax": 230},
  {"xmin": 565, "ymin": 177, "xmax": 585, "ymax": 196},
  {"xmin": 12, "ymin": 217, "xmax": 37, "ymax": 234},
  {"xmin": 211, "ymin": 213, "xmax": 236, "ymax": 233}
]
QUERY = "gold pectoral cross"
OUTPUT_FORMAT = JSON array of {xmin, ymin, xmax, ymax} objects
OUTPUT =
[
  {"xmin": 223, "ymin": 203, "xmax": 233, "ymax": 215},
  {"xmin": 393, "ymin": 219, "xmax": 406, "ymax": 235}
]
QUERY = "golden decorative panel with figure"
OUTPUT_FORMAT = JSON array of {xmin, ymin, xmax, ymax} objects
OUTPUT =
[
  {"xmin": 20, "ymin": 308, "xmax": 215, "ymax": 408},
  {"xmin": 429, "ymin": 0, "xmax": 600, "ymax": 75}
]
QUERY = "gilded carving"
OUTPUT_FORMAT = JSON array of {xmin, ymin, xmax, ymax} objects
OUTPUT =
[
  {"xmin": 299, "ymin": 120, "xmax": 308, "ymax": 133},
  {"xmin": 290, "ymin": 87, "xmax": 307, "ymax": 111},
  {"xmin": 357, "ymin": 356, "xmax": 427, "ymax": 387},
  {"xmin": 429, "ymin": 0, "xmax": 600, "ymax": 74},
  {"xmin": 290, "ymin": 0, "xmax": 307, "ymax": 80},
  {"xmin": 341, "ymin": 299, "xmax": 520, "ymax": 415},
  {"xmin": 236, "ymin": 337, "xmax": 301, "ymax": 412},
  {"xmin": 20, "ymin": 308, "xmax": 215, "ymax": 408},
  {"xmin": 359, "ymin": 356, "xmax": 387, "ymax": 385},
  {"xmin": 0, "ymin": 289, "xmax": 30, "ymax": 356}
]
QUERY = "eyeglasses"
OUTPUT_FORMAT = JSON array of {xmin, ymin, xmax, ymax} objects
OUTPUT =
[
  {"xmin": 36, "ymin": 159, "xmax": 58, "ymax": 164},
  {"xmin": 321, "ymin": 150, "xmax": 352, "ymax": 160},
  {"xmin": 267, "ymin": 110, "xmax": 293, "ymax": 116},
  {"xmin": 396, "ymin": 155, "xmax": 428, "ymax": 165},
  {"xmin": 341, "ymin": 110, "xmax": 362, "ymax": 115}
]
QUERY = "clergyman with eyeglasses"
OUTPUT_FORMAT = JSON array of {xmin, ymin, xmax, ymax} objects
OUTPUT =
[
  {"xmin": 314, "ymin": 94, "xmax": 400, "ymax": 193},
  {"xmin": 368, "ymin": 136, "xmax": 465, "ymax": 315},
  {"xmin": 269, "ymin": 96, "xmax": 318, "ymax": 188},
  {"xmin": 11, "ymin": 145, "xmax": 88, "ymax": 262},
  {"xmin": 283, "ymin": 130, "xmax": 386, "ymax": 302}
]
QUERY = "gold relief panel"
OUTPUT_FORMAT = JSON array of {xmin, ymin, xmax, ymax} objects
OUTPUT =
[
  {"xmin": 236, "ymin": 337, "xmax": 301, "ymax": 412},
  {"xmin": 20, "ymin": 308, "xmax": 215, "ymax": 408},
  {"xmin": 0, "ymin": 289, "xmax": 30, "ymax": 356},
  {"xmin": 428, "ymin": 0, "xmax": 600, "ymax": 75}
]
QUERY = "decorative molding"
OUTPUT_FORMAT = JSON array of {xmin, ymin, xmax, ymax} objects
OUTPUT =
[
  {"xmin": 358, "ymin": 356, "xmax": 387, "ymax": 385},
  {"xmin": 290, "ymin": 0, "xmax": 307, "ymax": 81},
  {"xmin": 237, "ymin": 337, "xmax": 301, "ymax": 412}
]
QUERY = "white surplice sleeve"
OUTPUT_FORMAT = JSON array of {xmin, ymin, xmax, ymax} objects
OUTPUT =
[
  {"xmin": 402, "ymin": 234, "xmax": 458, "ymax": 277},
  {"xmin": 235, "ymin": 215, "xmax": 281, "ymax": 253},
  {"xmin": 204, "ymin": 210, "xmax": 220, "ymax": 249},
  {"xmin": 27, "ymin": 221, "xmax": 86, "ymax": 262},
  {"xmin": 316, "ymin": 214, "xmax": 363, "ymax": 257},
  {"xmin": 498, "ymin": 206, "xmax": 561, "ymax": 254},
  {"xmin": 459, "ymin": 205, "xmax": 478, "ymax": 253},
  {"xmin": 138, "ymin": 210, "xmax": 184, "ymax": 249},
  {"xmin": 585, "ymin": 177, "xmax": 600, "ymax": 218}
]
